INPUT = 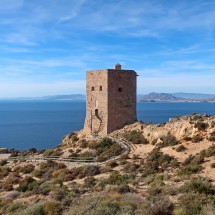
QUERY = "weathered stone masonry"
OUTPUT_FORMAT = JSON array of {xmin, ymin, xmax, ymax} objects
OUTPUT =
[{"xmin": 83, "ymin": 64, "xmax": 137, "ymax": 135}]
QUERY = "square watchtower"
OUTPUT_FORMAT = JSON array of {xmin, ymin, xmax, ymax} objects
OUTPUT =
[{"xmin": 83, "ymin": 64, "xmax": 137, "ymax": 135}]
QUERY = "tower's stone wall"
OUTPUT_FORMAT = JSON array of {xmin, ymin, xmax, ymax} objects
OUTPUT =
[
  {"xmin": 84, "ymin": 70, "xmax": 108, "ymax": 135},
  {"xmin": 107, "ymin": 70, "xmax": 137, "ymax": 133},
  {"xmin": 83, "ymin": 66, "xmax": 137, "ymax": 135}
]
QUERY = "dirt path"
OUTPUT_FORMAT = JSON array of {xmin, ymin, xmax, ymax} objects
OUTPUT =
[{"xmin": 5, "ymin": 136, "xmax": 132, "ymax": 167}]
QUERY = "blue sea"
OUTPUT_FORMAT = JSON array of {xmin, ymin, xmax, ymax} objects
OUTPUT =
[{"xmin": 0, "ymin": 101, "xmax": 215, "ymax": 150}]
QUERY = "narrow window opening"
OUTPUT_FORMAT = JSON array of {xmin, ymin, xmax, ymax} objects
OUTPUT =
[
  {"xmin": 95, "ymin": 109, "xmax": 98, "ymax": 116},
  {"xmin": 99, "ymin": 86, "xmax": 102, "ymax": 91},
  {"xmin": 118, "ymin": 87, "xmax": 122, "ymax": 92},
  {"xmin": 91, "ymin": 86, "xmax": 95, "ymax": 91}
]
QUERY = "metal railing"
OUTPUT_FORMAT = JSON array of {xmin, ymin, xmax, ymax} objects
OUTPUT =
[{"xmin": 7, "ymin": 136, "xmax": 132, "ymax": 166}]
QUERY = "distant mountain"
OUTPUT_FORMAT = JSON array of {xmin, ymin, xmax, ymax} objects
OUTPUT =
[
  {"xmin": 139, "ymin": 92, "xmax": 215, "ymax": 102},
  {"xmin": 1, "ymin": 94, "xmax": 146, "ymax": 101},
  {"xmin": 140, "ymin": 92, "xmax": 183, "ymax": 102},
  {"xmin": 172, "ymin": 92, "xmax": 215, "ymax": 100},
  {"xmin": 1, "ymin": 92, "xmax": 215, "ymax": 102}
]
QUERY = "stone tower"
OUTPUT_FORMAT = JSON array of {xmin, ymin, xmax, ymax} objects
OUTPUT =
[{"xmin": 83, "ymin": 64, "xmax": 137, "ymax": 135}]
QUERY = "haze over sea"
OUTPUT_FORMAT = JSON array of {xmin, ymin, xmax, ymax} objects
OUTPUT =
[{"xmin": 0, "ymin": 101, "xmax": 215, "ymax": 150}]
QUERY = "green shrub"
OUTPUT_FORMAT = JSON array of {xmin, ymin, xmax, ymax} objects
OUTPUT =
[
  {"xmin": 159, "ymin": 134, "xmax": 179, "ymax": 147},
  {"xmin": 183, "ymin": 154, "xmax": 195, "ymax": 165},
  {"xmin": 208, "ymin": 134, "xmax": 215, "ymax": 141},
  {"xmin": 69, "ymin": 132, "xmax": 79, "ymax": 142},
  {"xmin": 178, "ymin": 163, "xmax": 202, "ymax": 175},
  {"xmin": 35, "ymin": 182, "xmax": 52, "ymax": 195},
  {"xmin": 5, "ymin": 203, "xmax": 24, "ymax": 214},
  {"xmin": 20, "ymin": 202, "xmax": 45, "ymax": 215},
  {"xmin": 123, "ymin": 130, "xmax": 149, "ymax": 144},
  {"xmin": 176, "ymin": 145, "xmax": 187, "ymax": 152},
  {"xmin": 51, "ymin": 189, "xmax": 68, "ymax": 201},
  {"xmin": 191, "ymin": 114, "xmax": 203, "ymax": 121},
  {"xmin": 99, "ymin": 137, "xmax": 114, "ymax": 148},
  {"xmin": 87, "ymin": 138, "xmax": 123, "ymax": 162},
  {"xmin": 33, "ymin": 161, "xmax": 60, "ymax": 180},
  {"xmin": 151, "ymin": 139, "xmax": 158, "ymax": 145},
  {"xmin": 20, "ymin": 164, "xmax": 35, "ymax": 174},
  {"xmin": 78, "ymin": 151, "xmax": 94, "ymax": 159},
  {"xmin": 205, "ymin": 145, "xmax": 215, "ymax": 157},
  {"xmin": 84, "ymin": 176, "xmax": 96, "ymax": 188},
  {"xmin": 43, "ymin": 201, "xmax": 62, "ymax": 215},
  {"xmin": 123, "ymin": 163, "xmax": 140, "ymax": 174},
  {"xmin": 6, "ymin": 172, "xmax": 20, "ymax": 184},
  {"xmin": 177, "ymin": 192, "xmax": 209, "ymax": 215},
  {"xmin": 32, "ymin": 169, "xmax": 45, "ymax": 178},
  {"xmin": 181, "ymin": 178, "xmax": 215, "ymax": 195},
  {"xmin": 147, "ymin": 185, "xmax": 164, "ymax": 196},
  {"xmin": 0, "ymin": 166, "xmax": 11, "ymax": 179},
  {"xmin": 192, "ymin": 135, "xmax": 203, "ymax": 143},
  {"xmin": 0, "ymin": 159, "xmax": 7, "ymax": 166},
  {"xmin": 43, "ymin": 149, "xmax": 62, "ymax": 157},
  {"xmin": 69, "ymin": 165, "xmax": 100, "ymax": 179},
  {"xmin": 107, "ymin": 171, "xmax": 129, "ymax": 185},
  {"xmin": 62, "ymin": 193, "xmax": 120, "ymax": 215},
  {"xmin": 82, "ymin": 165, "xmax": 100, "ymax": 177},
  {"xmin": 106, "ymin": 160, "xmax": 118, "ymax": 168},
  {"xmin": 194, "ymin": 121, "xmax": 209, "ymax": 131},
  {"xmin": 142, "ymin": 149, "xmax": 177, "ymax": 176},
  {"xmin": 3, "ymin": 183, "xmax": 13, "ymax": 191},
  {"xmin": 63, "ymin": 192, "xmax": 147, "ymax": 215},
  {"xmin": 117, "ymin": 184, "xmax": 130, "ymax": 193},
  {"xmin": 179, "ymin": 153, "xmax": 205, "ymax": 175},
  {"xmin": 139, "ymin": 195, "xmax": 174, "ymax": 215},
  {"xmin": 16, "ymin": 176, "xmax": 37, "ymax": 192},
  {"xmin": 97, "ymin": 142, "xmax": 123, "ymax": 162}
]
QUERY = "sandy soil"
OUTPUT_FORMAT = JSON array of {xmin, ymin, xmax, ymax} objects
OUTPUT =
[
  {"xmin": 201, "ymin": 156, "xmax": 215, "ymax": 183},
  {"xmin": 129, "ymin": 144, "xmax": 155, "ymax": 159},
  {"xmin": 160, "ymin": 140, "xmax": 214, "ymax": 162}
]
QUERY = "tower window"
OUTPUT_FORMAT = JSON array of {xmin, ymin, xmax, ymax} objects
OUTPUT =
[
  {"xmin": 91, "ymin": 86, "xmax": 95, "ymax": 91},
  {"xmin": 99, "ymin": 86, "xmax": 102, "ymax": 91},
  {"xmin": 95, "ymin": 109, "xmax": 98, "ymax": 116},
  {"xmin": 118, "ymin": 87, "xmax": 122, "ymax": 92}
]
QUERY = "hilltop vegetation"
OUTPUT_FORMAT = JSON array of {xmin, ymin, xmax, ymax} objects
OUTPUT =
[{"xmin": 0, "ymin": 113, "xmax": 215, "ymax": 215}]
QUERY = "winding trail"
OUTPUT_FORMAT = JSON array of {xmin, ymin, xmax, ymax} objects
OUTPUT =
[{"xmin": 6, "ymin": 136, "xmax": 134, "ymax": 167}]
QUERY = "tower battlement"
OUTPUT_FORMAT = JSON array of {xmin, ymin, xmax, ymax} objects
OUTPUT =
[{"xmin": 83, "ymin": 64, "xmax": 137, "ymax": 135}]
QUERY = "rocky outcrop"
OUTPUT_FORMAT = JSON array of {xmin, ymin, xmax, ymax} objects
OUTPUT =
[{"xmin": 110, "ymin": 114, "xmax": 215, "ymax": 143}]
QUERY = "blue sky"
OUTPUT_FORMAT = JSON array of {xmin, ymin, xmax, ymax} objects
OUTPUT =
[{"xmin": 0, "ymin": 0, "xmax": 215, "ymax": 97}]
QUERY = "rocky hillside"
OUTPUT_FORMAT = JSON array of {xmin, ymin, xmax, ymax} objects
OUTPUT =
[
  {"xmin": 0, "ymin": 113, "xmax": 215, "ymax": 215},
  {"xmin": 111, "ymin": 113, "xmax": 215, "ymax": 143}
]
